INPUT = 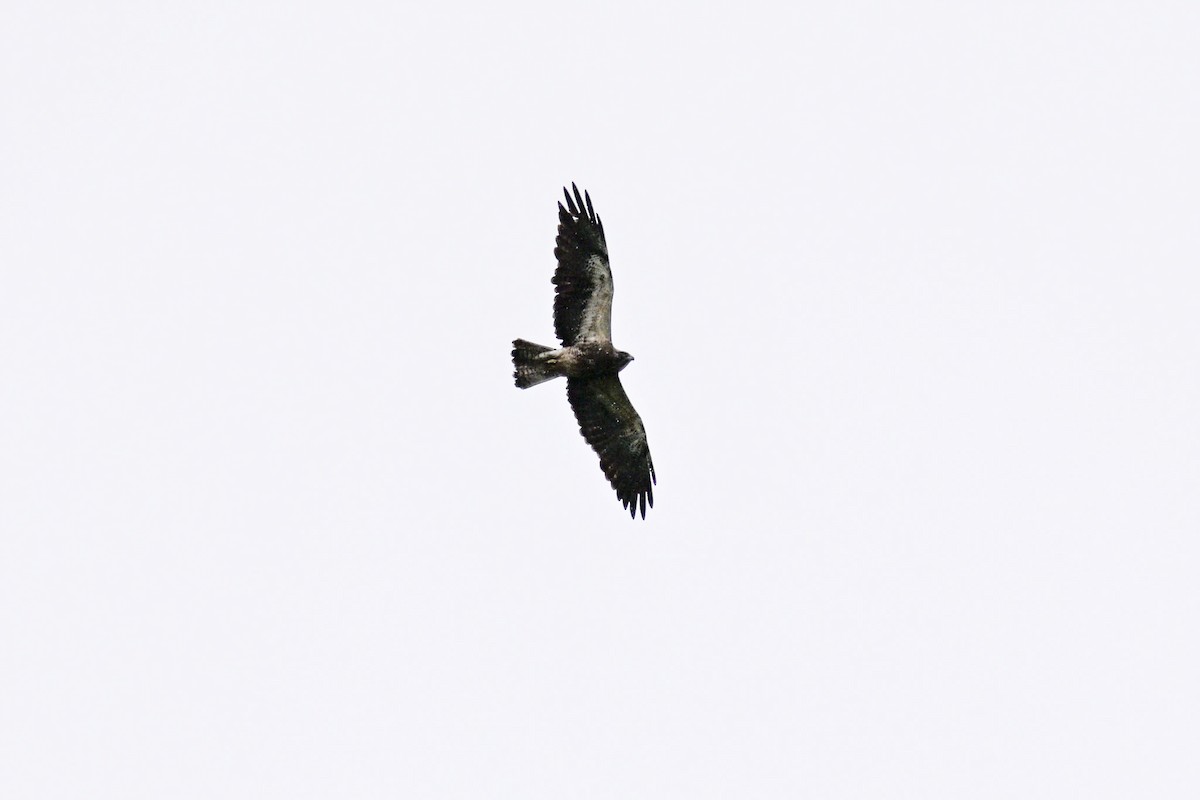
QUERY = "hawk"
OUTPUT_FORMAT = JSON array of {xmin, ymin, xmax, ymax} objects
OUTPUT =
[{"xmin": 512, "ymin": 184, "xmax": 656, "ymax": 519}]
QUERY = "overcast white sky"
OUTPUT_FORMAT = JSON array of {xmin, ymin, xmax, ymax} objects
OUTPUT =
[{"xmin": 2, "ymin": 2, "xmax": 1198, "ymax": 797}]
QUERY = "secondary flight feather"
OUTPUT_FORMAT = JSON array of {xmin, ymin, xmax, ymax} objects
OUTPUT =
[{"xmin": 512, "ymin": 184, "xmax": 656, "ymax": 519}]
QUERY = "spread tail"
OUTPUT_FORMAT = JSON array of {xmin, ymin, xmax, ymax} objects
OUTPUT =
[{"xmin": 512, "ymin": 339, "xmax": 558, "ymax": 388}]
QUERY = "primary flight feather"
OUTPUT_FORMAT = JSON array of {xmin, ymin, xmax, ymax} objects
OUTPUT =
[{"xmin": 512, "ymin": 184, "xmax": 656, "ymax": 519}]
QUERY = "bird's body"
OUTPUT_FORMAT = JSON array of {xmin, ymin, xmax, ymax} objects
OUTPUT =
[
  {"xmin": 512, "ymin": 184, "xmax": 656, "ymax": 519},
  {"xmin": 512, "ymin": 339, "xmax": 631, "ymax": 386}
]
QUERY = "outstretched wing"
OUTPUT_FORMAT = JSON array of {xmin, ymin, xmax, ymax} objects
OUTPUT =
[
  {"xmin": 567, "ymin": 374, "xmax": 656, "ymax": 519},
  {"xmin": 553, "ymin": 184, "xmax": 612, "ymax": 346}
]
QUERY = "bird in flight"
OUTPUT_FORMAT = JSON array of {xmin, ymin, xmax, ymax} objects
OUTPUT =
[{"xmin": 512, "ymin": 184, "xmax": 656, "ymax": 519}]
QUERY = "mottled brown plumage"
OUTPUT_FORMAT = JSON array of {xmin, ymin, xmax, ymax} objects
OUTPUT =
[{"xmin": 512, "ymin": 184, "xmax": 656, "ymax": 519}]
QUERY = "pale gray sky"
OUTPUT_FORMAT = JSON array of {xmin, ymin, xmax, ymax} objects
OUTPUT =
[{"xmin": 2, "ymin": 2, "xmax": 1198, "ymax": 797}]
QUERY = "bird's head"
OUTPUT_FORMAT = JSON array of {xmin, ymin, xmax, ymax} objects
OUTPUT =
[{"xmin": 617, "ymin": 350, "xmax": 635, "ymax": 371}]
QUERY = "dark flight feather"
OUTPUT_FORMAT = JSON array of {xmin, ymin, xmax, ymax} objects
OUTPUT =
[
  {"xmin": 552, "ymin": 183, "xmax": 612, "ymax": 346},
  {"xmin": 567, "ymin": 375, "xmax": 656, "ymax": 519}
]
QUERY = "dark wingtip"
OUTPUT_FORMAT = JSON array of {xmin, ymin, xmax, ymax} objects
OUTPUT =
[
  {"xmin": 619, "ymin": 490, "xmax": 651, "ymax": 520},
  {"xmin": 559, "ymin": 184, "xmax": 604, "ymax": 237}
]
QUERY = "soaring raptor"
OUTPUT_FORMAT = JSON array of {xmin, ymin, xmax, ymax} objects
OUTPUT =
[{"xmin": 512, "ymin": 184, "xmax": 656, "ymax": 519}]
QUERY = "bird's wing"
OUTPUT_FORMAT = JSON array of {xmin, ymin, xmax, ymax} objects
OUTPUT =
[
  {"xmin": 567, "ymin": 374, "xmax": 656, "ymax": 519},
  {"xmin": 553, "ymin": 184, "xmax": 612, "ymax": 346}
]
